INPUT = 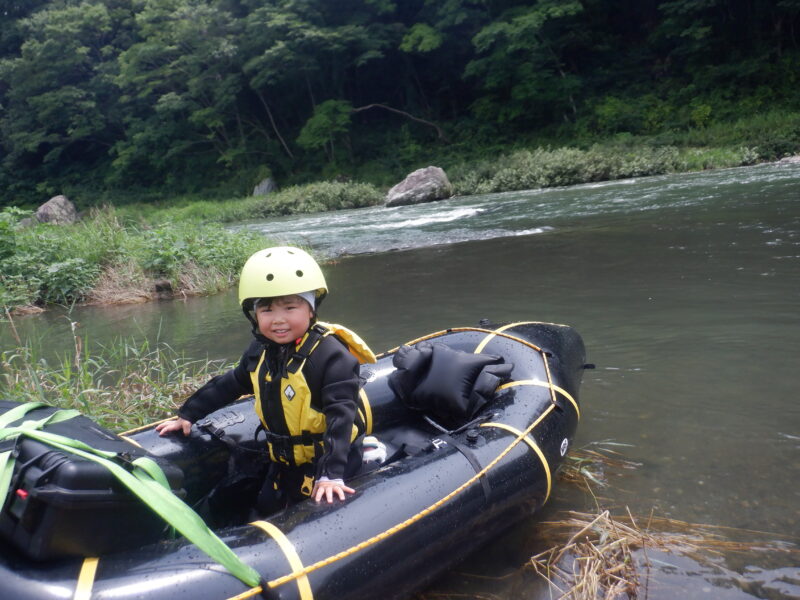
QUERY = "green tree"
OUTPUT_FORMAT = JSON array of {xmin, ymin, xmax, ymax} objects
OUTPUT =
[
  {"xmin": 296, "ymin": 99, "xmax": 353, "ymax": 162},
  {"xmin": 240, "ymin": 0, "xmax": 396, "ymax": 162},
  {"xmin": 464, "ymin": 0, "xmax": 584, "ymax": 126},
  {"xmin": 112, "ymin": 0, "xmax": 246, "ymax": 184},
  {"xmin": 0, "ymin": 1, "xmax": 132, "ymax": 186}
]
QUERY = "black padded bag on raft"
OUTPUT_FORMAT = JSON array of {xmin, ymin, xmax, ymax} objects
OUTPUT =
[{"xmin": 388, "ymin": 342, "xmax": 513, "ymax": 429}]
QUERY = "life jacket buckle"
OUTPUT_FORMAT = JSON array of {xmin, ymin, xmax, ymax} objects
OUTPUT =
[
  {"xmin": 263, "ymin": 431, "xmax": 294, "ymax": 466},
  {"xmin": 300, "ymin": 475, "xmax": 314, "ymax": 497}
]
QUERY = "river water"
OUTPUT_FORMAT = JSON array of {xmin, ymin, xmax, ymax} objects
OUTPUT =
[{"xmin": 3, "ymin": 162, "xmax": 800, "ymax": 598}]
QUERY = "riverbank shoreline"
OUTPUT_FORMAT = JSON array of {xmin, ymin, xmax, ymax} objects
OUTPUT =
[
  {"xmin": 2, "ymin": 149, "xmax": 799, "ymax": 318},
  {"xmin": 1, "ymin": 211, "xmax": 270, "ymax": 317}
]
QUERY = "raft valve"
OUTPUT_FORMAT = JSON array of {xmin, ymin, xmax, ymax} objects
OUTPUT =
[{"xmin": 466, "ymin": 429, "xmax": 480, "ymax": 446}]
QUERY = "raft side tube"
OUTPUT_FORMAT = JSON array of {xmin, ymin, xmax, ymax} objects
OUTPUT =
[{"xmin": 0, "ymin": 322, "xmax": 586, "ymax": 600}]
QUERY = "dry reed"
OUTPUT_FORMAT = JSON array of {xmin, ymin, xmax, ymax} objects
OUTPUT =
[
  {"xmin": 84, "ymin": 262, "xmax": 153, "ymax": 305},
  {"xmin": 525, "ymin": 444, "xmax": 799, "ymax": 599}
]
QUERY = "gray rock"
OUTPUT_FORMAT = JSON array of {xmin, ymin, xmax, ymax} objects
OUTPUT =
[
  {"xmin": 385, "ymin": 166, "xmax": 453, "ymax": 207},
  {"xmin": 36, "ymin": 195, "xmax": 78, "ymax": 225},
  {"xmin": 252, "ymin": 177, "xmax": 278, "ymax": 196},
  {"xmin": 778, "ymin": 155, "xmax": 800, "ymax": 164}
]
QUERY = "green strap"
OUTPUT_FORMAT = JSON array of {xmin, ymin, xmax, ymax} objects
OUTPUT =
[
  {"xmin": 22, "ymin": 409, "xmax": 82, "ymax": 430},
  {"xmin": 132, "ymin": 456, "xmax": 171, "ymax": 490},
  {"xmin": 0, "ymin": 403, "xmax": 52, "ymax": 507},
  {"xmin": 0, "ymin": 451, "xmax": 14, "ymax": 514},
  {"xmin": 0, "ymin": 424, "xmax": 262, "ymax": 588},
  {"xmin": 0, "ymin": 407, "xmax": 82, "ymax": 510},
  {"xmin": 0, "ymin": 402, "xmax": 48, "ymax": 428}
]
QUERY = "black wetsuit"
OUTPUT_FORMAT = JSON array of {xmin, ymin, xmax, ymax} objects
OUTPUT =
[{"xmin": 178, "ymin": 334, "xmax": 362, "ymax": 506}]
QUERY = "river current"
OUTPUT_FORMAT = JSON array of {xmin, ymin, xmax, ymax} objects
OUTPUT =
[{"xmin": 3, "ymin": 162, "xmax": 800, "ymax": 598}]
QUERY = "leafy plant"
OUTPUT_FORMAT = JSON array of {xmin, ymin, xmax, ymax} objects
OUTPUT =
[
  {"xmin": 1, "ymin": 207, "xmax": 269, "ymax": 311},
  {"xmin": 297, "ymin": 100, "xmax": 354, "ymax": 163},
  {"xmin": 40, "ymin": 258, "xmax": 101, "ymax": 304},
  {"xmin": 0, "ymin": 207, "xmax": 30, "ymax": 261}
]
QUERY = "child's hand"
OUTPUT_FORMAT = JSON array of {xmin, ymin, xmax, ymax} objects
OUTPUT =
[
  {"xmin": 312, "ymin": 479, "xmax": 355, "ymax": 503},
  {"xmin": 155, "ymin": 417, "xmax": 192, "ymax": 437}
]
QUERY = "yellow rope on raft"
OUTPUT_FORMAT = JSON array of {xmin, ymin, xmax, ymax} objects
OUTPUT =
[
  {"xmin": 473, "ymin": 321, "xmax": 535, "ymax": 353},
  {"xmin": 480, "ymin": 419, "xmax": 553, "ymax": 502},
  {"xmin": 498, "ymin": 380, "xmax": 580, "ymax": 420},
  {"xmin": 377, "ymin": 326, "xmax": 545, "ymax": 357},
  {"xmin": 242, "ymin": 521, "xmax": 314, "ymax": 600}
]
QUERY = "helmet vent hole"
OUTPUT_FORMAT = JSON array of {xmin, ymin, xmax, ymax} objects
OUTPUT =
[
  {"xmin": 296, "ymin": 270, "xmax": 303, "ymax": 277},
  {"xmin": 266, "ymin": 274, "xmax": 274, "ymax": 281}
]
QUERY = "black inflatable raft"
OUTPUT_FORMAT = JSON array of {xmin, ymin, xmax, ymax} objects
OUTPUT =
[{"xmin": 0, "ymin": 321, "xmax": 587, "ymax": 600}]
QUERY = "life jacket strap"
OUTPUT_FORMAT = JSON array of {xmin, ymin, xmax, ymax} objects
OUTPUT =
[
  {"xmin": 261, "ymin": 429, "xmax": 324, "ymax": 466},
  {"xmin": 286, "ymin": 324, "xmax": 328, "ymax": 374}
]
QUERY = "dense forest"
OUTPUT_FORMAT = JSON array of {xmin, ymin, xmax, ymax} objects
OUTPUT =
[{"xmin": 1, "ymin": 0, "xmax": 799, "ymax": 206}]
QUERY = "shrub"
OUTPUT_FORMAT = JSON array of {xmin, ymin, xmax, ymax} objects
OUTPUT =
[
  {"xmin": 1, "ymin": 208, "xmax": 269, "ymax": 312},
  {"xmin": 259, "ymin": 181, "xmax": 383, "ymax": 216},
  {"xmin": 0, "ymin": 207, "xmax": 30, "ymax": 262},
  {"xmin": 40, "ymin": 259, "xmax": 101, "ymax": 304},
  {"xmin": 453, "ymin": 145, "xmax": 685, "ymax": 195}
]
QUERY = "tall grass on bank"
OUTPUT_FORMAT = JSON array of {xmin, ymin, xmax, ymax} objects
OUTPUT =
[
  {"xmin": 117, "ymin": 181, "xmax": 384, "ymax": 226},
  {"xmin": 0, "ymin": 334, "xmax": 229, "ymax": 431},
  {"xmin": 0, "ymin": 206, "xmax": 268, "ymax": 312},
  {"xmin": 448, "ymin": 144, "xmax": 763, "ymax": 196}
]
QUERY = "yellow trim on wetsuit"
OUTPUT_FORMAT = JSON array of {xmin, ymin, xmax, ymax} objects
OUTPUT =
[{"xmin": 359, "ymin": 388, "xmax": 372, "ymax": 435}]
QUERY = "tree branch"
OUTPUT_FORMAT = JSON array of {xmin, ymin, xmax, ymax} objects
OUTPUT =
[
  {"xmin": 352, "ymin": 103, "xmax": 450, "ymax": 142},
  {"xmin": 255, "ymin": 91, "xmax": 295, "ymax": 159}
]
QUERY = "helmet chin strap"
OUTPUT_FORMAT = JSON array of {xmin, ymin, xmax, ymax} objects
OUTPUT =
[
  {"xmin": 242, "ymin": 305, "xmax": 269, "ymax": 345},
  {"xmin": 315, "ymin": 291, "xmax": 327, "ymax": 309}
]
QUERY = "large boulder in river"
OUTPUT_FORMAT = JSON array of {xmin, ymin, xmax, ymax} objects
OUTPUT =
[
  {"xmin": 252, "ymin": 177, "xmax": 278, "ymax": 196},
  {"xmin": 385, "ymin": 166, "xmax": 453, "ymax": 207},
  {"xmin": 36, "ymin": 195, "xmax": 78, "ymax": 225}
]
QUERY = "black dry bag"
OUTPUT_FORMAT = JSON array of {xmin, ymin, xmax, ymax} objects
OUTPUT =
[{"xmin": 388, "ymin": 342, "xmax": 513, "ymax": 429}]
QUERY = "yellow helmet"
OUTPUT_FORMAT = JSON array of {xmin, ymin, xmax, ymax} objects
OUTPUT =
[{"xmin": 238, "ymin": 246, "xmax": 327, "ymax": 309}]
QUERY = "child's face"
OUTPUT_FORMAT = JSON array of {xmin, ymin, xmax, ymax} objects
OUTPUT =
[{"xmin": 255, "ymin": 295, "xmax": 314, "ymax": 344}]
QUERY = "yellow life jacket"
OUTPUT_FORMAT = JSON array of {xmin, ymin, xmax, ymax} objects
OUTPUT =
[{"xmin": 250, "ymin": 322, "xmax": 376, "ymax": 467}]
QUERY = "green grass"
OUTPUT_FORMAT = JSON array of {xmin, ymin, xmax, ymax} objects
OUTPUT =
[
  {"xmin": 115, "ymin": 181, "xmax": 384, "ymax": 226},
  {"xmin": 1, "ymin": 206, "xmax": 269, "ymax": 312},
  {"xmin": 0, "ymin": 335, "xmax": 231, "ymax": 431}
]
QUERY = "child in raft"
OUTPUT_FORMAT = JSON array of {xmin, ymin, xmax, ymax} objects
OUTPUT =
[{"xmin": 156, "ymin": 246, "xmax": 376, "ymax": 509}]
